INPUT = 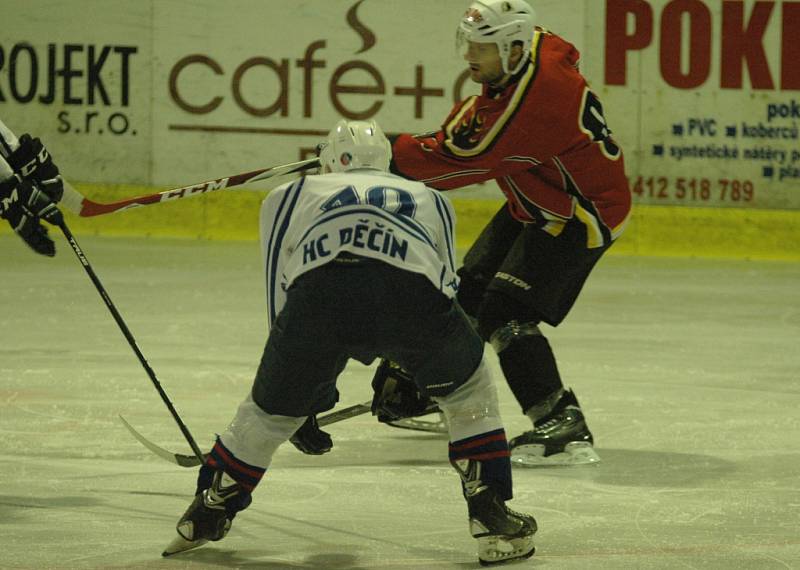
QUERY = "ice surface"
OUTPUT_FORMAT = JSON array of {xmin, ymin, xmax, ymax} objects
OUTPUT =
[{"xmin": 2, "ymin": 234, "xmax": 799, "ymax": 569}]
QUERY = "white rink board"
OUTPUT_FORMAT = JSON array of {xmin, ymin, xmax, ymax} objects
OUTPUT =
[
  {"xmin": 0, "ymin": 0, "xmax": 798, "ymax": 207},
  {"xmin": 584, "ymin": 1, "xmax": 800, "ymax": 209},
  {"xmin": 0, "ymin": 1, "xmax": 152, "ymax": 183}
]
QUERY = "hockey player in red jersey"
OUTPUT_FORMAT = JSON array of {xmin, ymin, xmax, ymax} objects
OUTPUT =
[{"xmin": 387, "ymin": 0, "xmax": 632, "ymax": 466}]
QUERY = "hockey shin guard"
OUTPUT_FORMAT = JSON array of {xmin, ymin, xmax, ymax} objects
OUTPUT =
[
  {"xmin": 495, "ymin": 328, "xmax": 564, "ymax": 419},
  {"xmin": 435, "ymin": 358, "xmax": 512, "ymax": 500}
]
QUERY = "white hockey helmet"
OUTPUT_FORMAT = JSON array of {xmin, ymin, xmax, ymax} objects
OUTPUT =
[
  {"xmin": 456, "ymin": 0, "xmax": 536, "ymax": 75},
  {"xmin": 318, "ymin": 119, "xmax": 392, "ymax": 173}
]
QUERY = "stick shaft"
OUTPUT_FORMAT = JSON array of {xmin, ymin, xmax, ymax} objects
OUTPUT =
[
  {"xmin": 0, "ymin": 115, "xmax": 319, "ymax": 217},
  {"xmin": 317, "ymin": 401, "xmax": 372, "ymax": 427},
  {"xmin": 59, "ymin": 221, "xmax": 205, "ymax": 462},
  {"xmin": 75, "ymin": 159, "xmax": 319, "ymax": 217},
  {"xmin": 0, "ymin": 117, "xmax": 19, "ymax": 157}
]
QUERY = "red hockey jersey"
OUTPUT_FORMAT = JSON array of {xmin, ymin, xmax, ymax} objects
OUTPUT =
[{"xmin": 391, "ymin": 29, "xmax": 631, "ymax": 248}]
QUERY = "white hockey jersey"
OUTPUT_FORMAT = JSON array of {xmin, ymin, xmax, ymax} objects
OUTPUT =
[{"xmin": 260, "ymin": 170, "xmax": 458, "ymax": 325}]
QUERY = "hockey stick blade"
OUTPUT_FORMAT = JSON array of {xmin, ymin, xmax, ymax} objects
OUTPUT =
[
  {"xmin": 120, "ymin": 400, "xmax": 375, "ymax": 468},
  {"xmin": 118, "ymin": 415, "xmax": 207, "ymax": 468},
  {"xmin": 384, "ymin": 403, "xmax": 448, "ymax": 434}
]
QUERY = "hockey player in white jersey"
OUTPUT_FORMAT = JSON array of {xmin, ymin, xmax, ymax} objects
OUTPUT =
[{"xmin": 164, "ymin": 119, "xmax": 536, "ymax": 566}]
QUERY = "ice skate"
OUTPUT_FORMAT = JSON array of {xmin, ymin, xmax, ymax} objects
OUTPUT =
[
  {"xmin": 510, "ymin": 389, "xmax": 600, "ymax": 467},
  {"xmin": 454, "ymin": 459, "xmax": 537, "ymax": 566},
  {"xmin": 469, "ymin": 486, "xmax": 537, "ymax": 566},
  {"xmin": 162, "ymin": 470, "xmax": 239, "ymax": 557},
  {"xmin": 162, "ymin": 533, "xmax": 208, "ymax": 557}
]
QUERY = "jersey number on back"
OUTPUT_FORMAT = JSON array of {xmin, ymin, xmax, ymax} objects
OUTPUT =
[{"xmin": 320, "ymin": 185, "xmax": 417, "ymax": 217}]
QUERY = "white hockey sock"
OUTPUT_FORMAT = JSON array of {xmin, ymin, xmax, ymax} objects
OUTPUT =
[
  {"xmin": 434, "ymin": 357, "xmax": 504, "ymax": 442},
  {"xmin": 218, "ymin": 393, "xmax": 306, "ymax": 470}
]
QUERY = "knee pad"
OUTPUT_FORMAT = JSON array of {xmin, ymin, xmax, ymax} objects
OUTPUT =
[
  {"xmin": 433, "ymin": 358, "xmax": 503, "ymax": 442},
  {"xmin": 475, "ymin": 290, "xmax": 542, "ymax": 343},
  {"xmin": 489, "ymin": 320, "xmax": 543, "ymax": 353}
]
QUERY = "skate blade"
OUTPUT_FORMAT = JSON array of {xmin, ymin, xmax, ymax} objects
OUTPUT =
[
  {"xmin": 477, "ymin": 534, "xmax": 535, "ymax": 566},
  {"xmin": 386, "ymin": 413, "xmax": 447, "ymax": 434},
  {"xmin": 162, "ymin": 533, "xmax": 208, "ymax": 557},
  {"xmin": 511, "ymin": 441, "xmax": 601, "ymax": 467}
]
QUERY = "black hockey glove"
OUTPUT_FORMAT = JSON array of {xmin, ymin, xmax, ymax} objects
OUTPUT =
[
  {"xmin": 0, "ymin": 176, "xmax": 63, "ymax": 256},
  {"xmin": 289, "ymin": 415, "xmax": 333, "ymax": 455},
  {"xmin": 6, "ymin": 134, "xmax": 64, "ymax": 203},
  {"xmin": 370, "ymin": 359, "xmax": 439, "ymax": 423}
]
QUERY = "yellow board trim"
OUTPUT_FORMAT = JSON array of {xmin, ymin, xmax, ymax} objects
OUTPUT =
[
  {"xmin": 2, "ymin": 183, "xmax": 798, "ymax": 262},
  {"xmin": 450, "ymin": 200, "xmax": 800, "ymax": 261}
]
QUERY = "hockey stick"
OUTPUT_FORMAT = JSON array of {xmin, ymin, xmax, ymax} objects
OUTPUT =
[
  {"xmin": 120, "ymin": 399, "xmax": 374, "ymax": 468},
  {"xmin": 0, "ymin": 120, "xmax": 207, "ymax": 464},
  {"xmin": 0, "ymin": 117, "xmax": 19, "ymax": 157},
  {"xmin": 0, "ymin": 115, "xmax": 320, "ymax": 217},
  {"xmin": 318, "ymin": 400, "xmax": 372, "ymax": 427},
  {"xmin": 386, "ymin": 412, "xmax": 448, "ymax": 434},
  {"xmin": 0, "ymin": 117, "xmax": 206, "ymax": 462},
  {"xmin": 119, "ymin": 415, "xmax": 207, "ymax": 467},
  {"xmin": 58, "ymin": 219, "xmax": 206, "ymax": 463},
  {"xmin": 66, "ymin": 158, "xmax": 319, "ymax": 217}
]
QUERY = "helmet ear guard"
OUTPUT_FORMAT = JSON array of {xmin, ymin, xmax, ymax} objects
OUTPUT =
[
  {"xmin": 456, "ymin": 0, "xmax": 536, "ymax": 75},
  {"xmin": 319, "ymin": 119, "xmax": 392, "ymax": 174}
]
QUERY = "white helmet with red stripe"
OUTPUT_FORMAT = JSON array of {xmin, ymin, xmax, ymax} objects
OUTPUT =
[
  {"xmin": 456, "ymin": 0, "xmax": 536, "ymax": 75},
  {"xmin": 319, "ymin": 119, "xmax": 392, "ymax": 173}
]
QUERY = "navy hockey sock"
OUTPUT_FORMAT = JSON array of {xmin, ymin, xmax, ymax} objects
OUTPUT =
[
  {"xmin": 449, "ymin": 428, "xmax": 512, "ymax": 501},
  {"xmin": 196, "ymin": 437, "xmax": 263, "ymax": 518}
]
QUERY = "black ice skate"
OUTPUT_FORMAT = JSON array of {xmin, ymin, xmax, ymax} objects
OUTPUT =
[
  {"xmin": 510, "ymin": 389, "xmax": 600, "ymax": 467},
  {"xmin": 454, "ymin": 459, "xmax": 537, "ymax": 566},
  {"xmin": 162, "ymin": 470, "xmax": 240, "ymax": 557}
]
